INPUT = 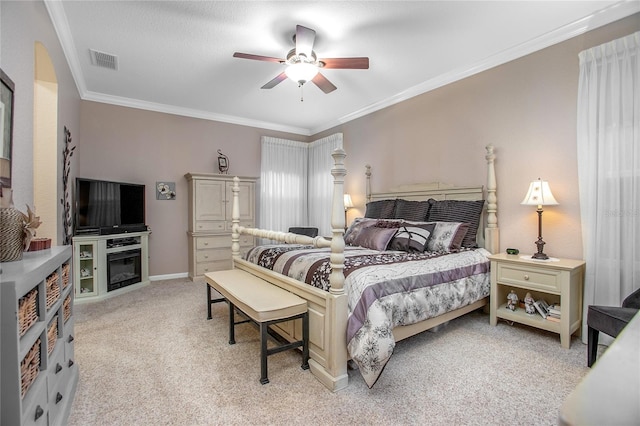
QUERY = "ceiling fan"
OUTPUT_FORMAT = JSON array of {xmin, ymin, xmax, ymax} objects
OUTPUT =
[{"xmin": 233, "ymin": 25, "xmax": 369, "ymax": 95}]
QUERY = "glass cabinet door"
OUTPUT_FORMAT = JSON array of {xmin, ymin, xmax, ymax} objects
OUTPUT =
[{"xmin": 75, "ymin": 241, "xmax": 98, "ymax": 297}]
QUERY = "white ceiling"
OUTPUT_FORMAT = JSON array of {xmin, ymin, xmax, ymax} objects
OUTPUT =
[{"xmin": 45, "ymin": 1, "xmax": 638, "ymax": 136}]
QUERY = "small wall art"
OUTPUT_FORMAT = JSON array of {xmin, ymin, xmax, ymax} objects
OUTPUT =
[
  {"xmin": 156, "ymin": 181, "xmax": 176, "ymax": 200},
  {"xmin": 217, "ymin": 149, "xmax": 229, "ymax": 174}
]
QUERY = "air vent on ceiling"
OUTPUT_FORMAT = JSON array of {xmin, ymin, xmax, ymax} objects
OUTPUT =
[{"xmin": 89, "ymin": 49, "xmax": 118, "ymax": 70}]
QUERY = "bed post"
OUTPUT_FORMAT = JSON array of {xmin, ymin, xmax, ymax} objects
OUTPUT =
[
  {"xmin": 231, "ymin": 177, "xmax": 241, "ymax": 261},
  {"xmin": 329, "ymin": 148, "xmax": 347, "ymax": 295},
  {"xmin": 485, "ymin": 145, "xmax": 499, "ymax": 254},
  {"xmin": 319, "ymin": 147, "xmax": 349, "ymax": 391},
  {"xmin": 365, "ymin": 164, "xmax": 372, "ymax": 203}
]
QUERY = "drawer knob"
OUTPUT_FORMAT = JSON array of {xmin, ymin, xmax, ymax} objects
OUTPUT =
[
  {"xmin": 35, "ymin": 405, "xmax": 44, "ymax": 420},
  {"xmin": 68, "ymin": 335, "xmax": 75, "ymax": 343},
  {"xmin": 68, "ymin": 359, "xmax": 75, "ymax": 368},
  {"xmin": 56, "ymin": 363, "xmax": 63, "ymax": 374},
  {"xmin": 524, "ymin": 275, "xmax": 530, "ymax": 280},
  {"xmin": 204, "ymin": 242, "xmax": 209, "ymax": 246},
  {"xmin": 56, "ymin": 392, "xmax": 63, "ymax": 404}
]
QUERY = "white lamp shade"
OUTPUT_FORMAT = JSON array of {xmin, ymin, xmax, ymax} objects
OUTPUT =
[
  {"xmin": 343, "ymin": 194, "xmax": 354, "ymax": 210},
  {"xmin": 521, "ymin": 179, "xmax": 559, "ymax": 207},
  {"xmin": 285, "ymin": 63, "xmax": 318, "ymax": 83}
]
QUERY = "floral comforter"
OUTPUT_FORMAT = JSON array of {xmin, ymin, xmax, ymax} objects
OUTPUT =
[{"xmin": 245, "ymin": 245, "xmax": 491, "ymax": 387}]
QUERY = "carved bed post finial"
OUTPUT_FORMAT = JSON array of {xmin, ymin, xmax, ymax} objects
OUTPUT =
[
  {"xmin": 329, "ymin": 148, "xmax": 347, "ymax": 295},
  {"xmin": 485, "ymin": 145, "xmax": 499, "ymax": 253},
  {"xmin": 231, "ymin": 177, "xmax": 241, "ymax": 260},
  {"xmin": 365, "ymin": 164, "xmax": 371, "ymax": 203}
]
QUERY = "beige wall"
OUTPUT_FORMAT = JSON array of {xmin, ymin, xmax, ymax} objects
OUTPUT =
[
  {"xmin": 78, "ymin": 101, "xmax": 306, "ymax": 275},
  {"xmin": 318, "ymin": 13, "xmax": 639, "ymax": 261},
  {"xmin": 3, "ymin": 0, "xmax": 638, "ymax": 276},
  {"xmin": 0, "ymin": 0, "xmax": 81, "ymax": 243}
]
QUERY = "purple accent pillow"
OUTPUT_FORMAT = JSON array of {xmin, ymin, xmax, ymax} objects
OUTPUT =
[
  {"xmin": 374, "ymin": 219, "xmax": 405, "ymax": 228},
  {"xmin": 352, "ymin": 227, "xmax": 398, "ymax": 251},
  {"xmin": 344, "ymin": 218, "xmax": 377, "ymax": 245}
]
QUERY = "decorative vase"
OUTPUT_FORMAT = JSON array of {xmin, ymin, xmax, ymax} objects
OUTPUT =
[{"xmin": 0, "ymin": 207, "xmax": 25, "ymax": 262}]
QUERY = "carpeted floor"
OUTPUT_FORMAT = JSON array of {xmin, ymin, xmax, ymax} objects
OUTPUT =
[{"xmin": 68, "ymin": 279, "xmax": 592, "ymax": 425}]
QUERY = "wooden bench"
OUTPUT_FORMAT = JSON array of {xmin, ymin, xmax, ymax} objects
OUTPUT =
[{"xmin": 204, "ymin": 269, "xmax": 309, "ymax": 384}]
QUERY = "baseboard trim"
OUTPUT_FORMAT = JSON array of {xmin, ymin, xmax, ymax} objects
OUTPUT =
[{"xmin": 149, "ymin": 272, "xmax": 189, "ymax": 281}]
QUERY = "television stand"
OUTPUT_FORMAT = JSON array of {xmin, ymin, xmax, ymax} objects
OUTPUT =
[{"xmin": 72, "ymin": 231, "xmax": 150, "ymax": 303}]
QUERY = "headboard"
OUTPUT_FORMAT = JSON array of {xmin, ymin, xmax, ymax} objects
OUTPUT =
[{"xmin": 363, "ymin": 145, "xmax": 499, "ymax": 253}]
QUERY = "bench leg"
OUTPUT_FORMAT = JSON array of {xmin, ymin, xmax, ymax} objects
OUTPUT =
[
  {"xmin": 302, "ymin": 312, "xmax": 309, "ymax": 370},
  {"xmin": 206, "ymin": 284, "xmax": 213, "ymax": 320},
  {"xmin": 229, "ymin": 301, "xmax": 236, "ymax": 345},
  {"xmin": 260, "ymin": 322, "xmax": 269, "ymax": 384}
]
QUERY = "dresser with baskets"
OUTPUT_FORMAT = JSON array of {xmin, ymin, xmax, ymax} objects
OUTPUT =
[{"xmin": 1, "ymin": 246, "xmax": 78, "ymax": 425}]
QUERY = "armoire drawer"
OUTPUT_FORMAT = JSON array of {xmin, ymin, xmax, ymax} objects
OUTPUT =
[
  {"xmin": 196, "ymin": 259, "xmax": 232, "ymax": 276},
  {"xmin": 195, "ymin": 221, "xmax": 225, "ymax": 232},
  {"xmin": 196, "ymin": 249, "xmax": 229, "ymax": 263},
  {"xmin": 196, "ymin": 236, "xmax": 229, "ymax": 250}
]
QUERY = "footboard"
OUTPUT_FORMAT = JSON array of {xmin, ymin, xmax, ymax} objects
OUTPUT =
[
  {"xmin": 233, "ymin": 258, "xmax": 348, "ymax": 391},
  {"xmin": 230, "ymin": 148, "xmax": 349, "ymax": 392}
]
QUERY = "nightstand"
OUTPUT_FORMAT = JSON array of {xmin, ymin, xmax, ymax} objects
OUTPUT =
[{"xmin": 489, "ymin": 253, "xmax": 586, "ymax": 348}]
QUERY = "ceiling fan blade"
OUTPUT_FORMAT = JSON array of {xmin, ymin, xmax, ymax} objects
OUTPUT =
[
  {"xmin": 319, "ymin": 57, "xmax": 369, "ymax": 69},
  {"xmin": 311, "ymin": 72, "xmax": 337, "ymax": 94},
  {"xmin": 261, "ymin": 72, "xmax": 288, "ymax": 89},
  {"xmin": 233, "ymin": 52, "xmax": 283, "ymax": 63},
  {"xmin": 295, "ymin": 25, "xmax": 316, "ymax": 59}
]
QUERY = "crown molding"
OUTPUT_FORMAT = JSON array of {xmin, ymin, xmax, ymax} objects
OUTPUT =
[
  {"xmin": 46, "ymin": 0, "xmax": 639, "ymax": 137},
  {"xmin": 44, "ymin": 0, "xmax": 86, "ymax": 96},
  {"xmin": 311, "ymin": 0, "xmax": 640, "ymax": 135},
  {"xmin": 82, "ymin": 91, "xmax": 312, "ymax": 135}
]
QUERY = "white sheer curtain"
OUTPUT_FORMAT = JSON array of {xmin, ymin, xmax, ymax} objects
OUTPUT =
[
  {"xmin": 259, "ymin": 133, "xmax": 343, "ymax": 237},
  {"xmin": 260, "ymin": 137, "xmax": 308, "ymax": 236},
  {"xmin": 577, "ymin": 31, "xmax": 640, "ymax": 343},
  {"xmin": 308, "ymin": 133, "xmax": 343, "ymax": 236}
]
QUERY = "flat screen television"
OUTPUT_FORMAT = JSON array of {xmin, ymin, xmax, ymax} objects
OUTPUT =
[{"xmin": 74, "ymin": 177, "xmax": 147, "ymax": 235}]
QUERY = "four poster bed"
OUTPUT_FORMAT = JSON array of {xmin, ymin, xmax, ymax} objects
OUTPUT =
[{"xmin": 228, "ymin": 145, "xmax": 499, "ymax": 391}]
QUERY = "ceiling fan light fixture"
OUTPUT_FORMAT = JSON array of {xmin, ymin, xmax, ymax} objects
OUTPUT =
[{"xmin": 285, "ymin": 62, "xmax": 318, "ymax": 85}]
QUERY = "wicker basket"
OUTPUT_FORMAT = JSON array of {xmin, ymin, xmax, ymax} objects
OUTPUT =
[
  {"xmin": 20, "ymin": 338, "xmax": 40, "ymax": 398},
  {"xmin": 18, "ymin": 288, "xmax": 39, "ymax": 336},
  {"xmin": 61, "ymin": 262, "xmax": 71, "ymax": 289},
  {"xmin": 0, "ymin": 207, "xmax": 24, "ymax": 262},
  {"xmin": 46, "ymin": 271, "xmax": 60, "ymax": 310},
  {"xmin": 63, "ymin": 295, "xmax": 72, "ymax": 323},
  {"xmin": 47, "ymin": 316, "xmax": 58, "ymax": 355}
]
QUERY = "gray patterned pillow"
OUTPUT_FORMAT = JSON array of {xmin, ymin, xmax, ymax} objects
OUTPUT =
[
  {"xmin": 427, "ymin": 199, "xmax": 484, "ymax": 248},
  {"xmin": 426, "ymin": 222, "xmax": 469, "ymax": 253}
]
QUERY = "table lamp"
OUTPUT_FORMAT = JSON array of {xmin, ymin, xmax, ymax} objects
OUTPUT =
[
  {"xmin": 521, "ymin": 178, "xmax": 558, "ymax": 260},
  {"xmin": 343, "ymin": 194, "xmax": 354, "ymax": 230}
]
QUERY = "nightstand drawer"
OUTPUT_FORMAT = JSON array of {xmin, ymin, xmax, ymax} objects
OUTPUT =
[{"xmin": 496, "ymin": 263, "xmax": 560, "ymax": 292}]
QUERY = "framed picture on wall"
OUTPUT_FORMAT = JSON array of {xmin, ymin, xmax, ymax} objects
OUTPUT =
[{"xmin": 0, "ymin": 68, "xmax": 15, "ymax": 189}]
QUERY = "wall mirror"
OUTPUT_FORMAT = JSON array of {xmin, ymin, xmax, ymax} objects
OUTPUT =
[{"xmin": 1, "ymin": 68, "xmax": 15, "ymax": 189}]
